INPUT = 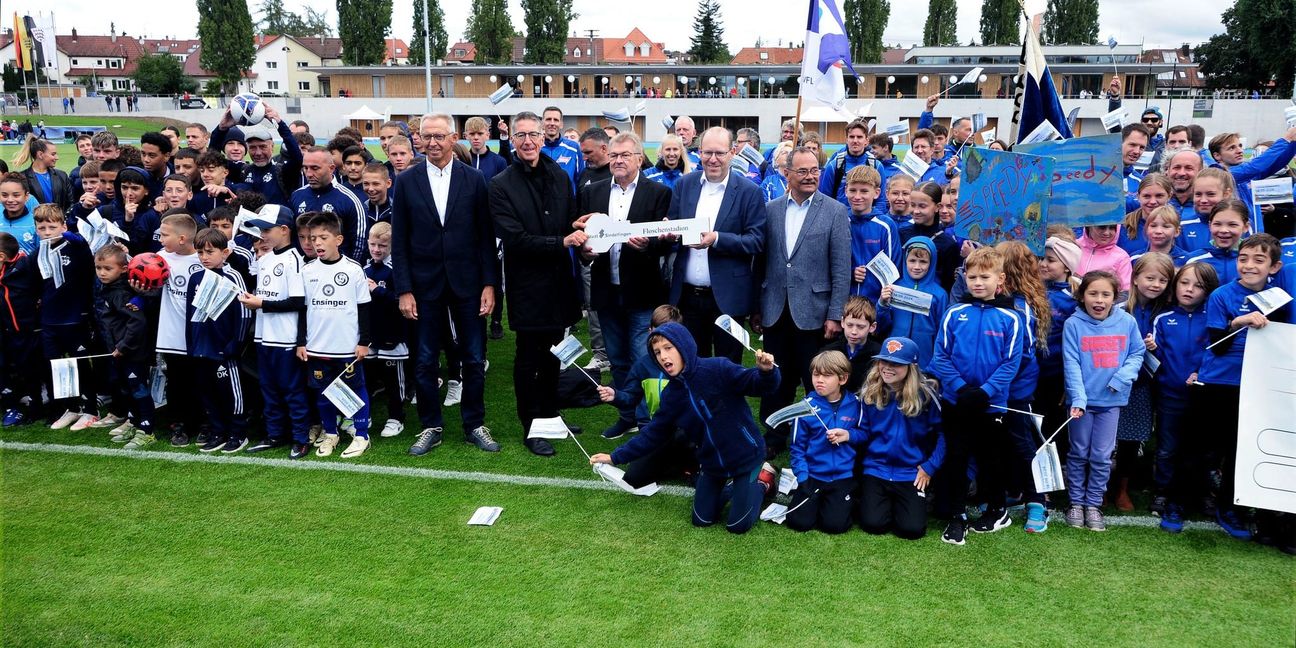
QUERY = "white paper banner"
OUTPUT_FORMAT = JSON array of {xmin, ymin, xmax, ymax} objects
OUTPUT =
[
  {"xmin": 714, "ymin": 314, "xmax": 750, "ymax": 350},
  {"xmin": 1032, "ymin": 441, "xmax": 1066, "ymax": 493},
  {"xmin": 1248, "ymin": 287, "xmax": 1292, "ymax": 316},
  {"xmin": 37, "ymin": 238, "xmax": 65, "ymax": 288},
  {"xmin": 899, "ymin": 151, "xmax": 929, "ymax": 180},
  {"xmin": 188, "ymin": 269, "xmax": 240, "ymax": 322},
  {"xmin": 1236, "ymin": 322, "xmax": 1296, "ymax": 513},
  {"xmin": 888, "ymin": 285, "xmax": 933, "ymax": 316},
  {"xmin": 50, "ymin": 358, "xmax": 80, "ymax": 400},
  {"xmin": 583, "ymin": 214, "xmax": 705, "ymax": 253},
  {"xmin": 1020, "ymin": 119, "xmax": 1063, "ymax": 145},
  {"xmin": 1251, "ymin": 177, "xmax": 1294, "ymax": 206},
  {"xmin": 549, "ymin": 335, "xmax": 588, "ymax": 370},
  {"xmin": 322, "ymin": 372, "xmax": 365, "ymax": 418},
  {"xmin": 865, "ymin": 251, "xmax": 900, "ymax": 286},
  {"xmin": 593, "ymin": 463, "xmax": 660, "ymax": 496},
  {"xmin": 527, "ymin": 416, "xmax": 571, "ymax": 440},
  {"xmin": 737, "ymin": 144, "xmax": 764, "ymax": 168},
  {"xmin": 1101, "ymin": 108, "xmax": 1127, "ymax": 131}
]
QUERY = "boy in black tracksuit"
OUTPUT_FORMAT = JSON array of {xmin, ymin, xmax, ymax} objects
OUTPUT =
[
  {"xmin": 93, "ymin": 246, "xmax": 158, "ymax": 445},
  {"xmin": 0, "ymin": 232, "xmax": 41, "ymax": 424},
  {"xmin": 186, "ymin": 228, "xmax": 252, "ymax": 453}
]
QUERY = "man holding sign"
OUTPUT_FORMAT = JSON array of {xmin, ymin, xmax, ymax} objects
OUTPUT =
[
  {"xmin": 754, "ymin": 147, "xmax": 852, "ymax": 455},
  {"xmin": 575, "ymin": 132, "xmax": 672, "ymax": 440}
]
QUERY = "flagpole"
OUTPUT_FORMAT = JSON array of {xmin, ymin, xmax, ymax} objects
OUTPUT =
[{"xmin": 792, "ymin": 94, "xmax": 804, "ymax": 148}]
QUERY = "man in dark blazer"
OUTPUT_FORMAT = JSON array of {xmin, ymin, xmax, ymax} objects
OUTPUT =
[
  {"xmin": 666, "ymin": 127, "xmax": 766, "ymax": 363},
  {"xmin": 754, "ymin": 147, "xmax": 852, "ymax": 455},
  {"xmin": 490, "ymin": 111, "xmax": 588, "ymax": 456},
  {"xmin": 576, "ymin": 132, "xmax": 671, "ymax": 439},
  {"xmin": 392, "ymin": 112, "xmax": 499, "ymax": 457}
]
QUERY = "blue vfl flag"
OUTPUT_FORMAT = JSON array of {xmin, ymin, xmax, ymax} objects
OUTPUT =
[
  {"xmin": 1012, "ymin": 21, "xmax": 1074, "ymax": 144},
  {"xmin": 799, "ymin": 0, "xmax": 857, "ymax": 110}
]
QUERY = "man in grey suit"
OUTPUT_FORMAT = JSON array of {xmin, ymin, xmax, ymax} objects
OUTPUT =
[{"xmin": 753, "ymin": 147, "xmax": 852, "ymax": 455}]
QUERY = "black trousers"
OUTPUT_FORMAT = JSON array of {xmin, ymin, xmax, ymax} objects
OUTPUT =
[
  {"xmin": 859, "ymin": 474, "xmax": 929, "ymax": 539},
  {"xmin": 935, "ymin": 403, "xmax": 1009, "ymax": 517},
  {"xmin": 1200, "ymin": 383, "xmax": 1241, "ymax": 512},
  {"xmin": 679, "ymin": 284, "xmax": 743, "ymax": 362},
  {"xmin": 786, "ymin": 477, "xmax": 856, "ymax": 534},
  {"xmin": 624, "ymin": 429, "xmax": 697, "ymax": 489},
  {"xmin": 759, "ymin": 305, "xmax": 827, "ymax": 452},
  {"xmin": 513, "ymin": 329, "xmax": 564, "ymax": 436}
]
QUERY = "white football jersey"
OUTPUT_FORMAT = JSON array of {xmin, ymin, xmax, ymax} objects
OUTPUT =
[
  {"xmin": 302, "ymin": 256, "xmax": 370, "ymax": 358},
  {"xmin": 156, "ymin": 250, "xmax": 203, "ymax": 355},
  {"xmin": 253, "ymin": 247, "xmax": 306, "ymax": 348}
]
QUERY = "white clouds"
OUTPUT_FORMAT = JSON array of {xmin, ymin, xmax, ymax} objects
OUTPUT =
[{"xmin": 16, "ymin": 0, "xmax": 1224, "ymax": 54}]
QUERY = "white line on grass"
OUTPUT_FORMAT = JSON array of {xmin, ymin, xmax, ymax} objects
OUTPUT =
[{"xmin": 0, "ymin": 441, "xmax": 1231, "ymax": 533}]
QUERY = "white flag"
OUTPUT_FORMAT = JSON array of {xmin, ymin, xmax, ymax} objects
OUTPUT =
[
  {"xmin": 50, "ymin": 358, "xmax": 80, "ymax": 400},
  {"xmin": 798, "ymin": 0, "xmax": 854, "ymax": 111},
  {"xmin": 322, "ymin": 372, "xmax": 365, "ymax": 418}
]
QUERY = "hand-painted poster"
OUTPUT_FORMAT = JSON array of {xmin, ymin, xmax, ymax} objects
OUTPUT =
[
  {"xmin": 953, "ymin": 148, "xmax": 1054, "ymax": 255},
  {"xmin": 1017, "ymin": 133, "xmax": 1124, "ymax": 228}
]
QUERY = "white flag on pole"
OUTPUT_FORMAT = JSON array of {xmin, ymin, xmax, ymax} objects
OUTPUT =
[
  {"xmin": 50, "ymin": 358, "xmax": 80, "ymax": 400},
  {"xmin": 798, "ymin": 0, "xmax": 855, "ymax": 111}
]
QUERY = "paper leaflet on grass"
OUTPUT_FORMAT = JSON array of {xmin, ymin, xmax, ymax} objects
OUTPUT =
[{"xmin": 321, "ymin": 357, "xmax": 365, "ymax": 418}]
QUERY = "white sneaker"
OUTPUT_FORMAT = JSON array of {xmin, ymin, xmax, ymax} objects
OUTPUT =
[
  {"xmin": 308, "ymin": 424, "xmax": 324, "ymax": 446},
  {"xmin": 583, "ymin": 354, "xmax": 611, "ymax": 371},
  {"xmin": 340, "ymin": 435, "xmax": 370, "ymax": 458},
  {"xmin": 443, "ymin": 380, "xmax": 463, "ymax": 407},
  {"xmin": 339, "ymin": 418, "xmax": 355, "ymax": 435},
  {"xmin": 380, "ymin": 419, "xmax": 404, "ymax": 437},
  {"xmin": 70, "ymin": 413, "xmax": 99, "ymax": 431},
  {"xmin": 51, "ymin": 410, "xmax": 80, "ymax": 430},
  {"xmin": 110, "ymin": 423, "xmax": 137, "ymax": 443},
  {"xmin": 91, "ymin": 413, "xmax": 125, "ymax": 429},
  {"xmin": 316, "ymin": 434, "xmax": 339, "ymax": 457},
  {"xmin": 110, "ymin": 420, "xmax": 135, "ymax": 437},
  {"xmin": 483, "ymin": 359, "xmax": 491, "ymax": 374}
]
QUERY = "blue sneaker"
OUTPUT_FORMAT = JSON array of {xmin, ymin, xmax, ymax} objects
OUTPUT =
[
  {"xmin": 1023, "ymin": 502, "xmax": 1048, "ymax": 533},
  {"xmin": 3, "ymin": 407, "xmax": 28, "ymax": 427},
  {"xmin": 1217, "ymin": 509, "xmax": 1251, "ymax": 540},
  {"xmin": 1160, "ymin": 505, "xmax": 1185, "ymax": 534}
]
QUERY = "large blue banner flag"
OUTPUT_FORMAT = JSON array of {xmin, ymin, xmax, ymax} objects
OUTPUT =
[
  {"xmin": 1010, "ymin": 17, "xmax": 1073, "ymax": 144},
  {"xmin": 799, "ymin": 0, "xmax": 856, "ymax": 111}
]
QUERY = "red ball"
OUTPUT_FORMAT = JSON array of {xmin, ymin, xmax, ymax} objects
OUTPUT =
[{"xmin": 128, "ymin": 253, "xmax": 170, "ymax": 290}]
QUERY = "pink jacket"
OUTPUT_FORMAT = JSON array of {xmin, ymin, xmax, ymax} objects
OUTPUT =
[{"xmin": 1077, "ymin": 230, "xmax": 1132, "ymax": 291}]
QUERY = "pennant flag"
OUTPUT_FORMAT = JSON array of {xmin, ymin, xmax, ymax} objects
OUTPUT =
[
  {"xmin": 1010, "ymin": 18, "xmax": 1074, "ymax": 144},
  {"xmin": 50, "ymin": 358, "xmax": 80, "ymax": 400},
  {"xmin": 488, "ymin": 84, "xmax": 513, "ymax": 105},
  {"xmin": 527, "ymin": 416, "xmax": 571, "ymax": 440},
  {"xmin": 798, "ymin": 0, "xmax": 856, "ymax": 111},
  {"xmin": 765, "ymin": 400, "xmax": 815, "ymax": 429},
  {"xmin": 1066, "ymin": 106, "xmax": 1082, "ymax": 130},
  {"xmin": 322, "ymin": 371, "xmax": 365, "ymax": 418},
  {"xmin": 957, "ymin": 66, "xmax": 984, "ymax": 86},
  {"xmin": 1032, "ymin": 441, "xmax": 1066, "ymax": 493},
  {"xmin": 30, "ymin": 14, "xmax": 57, "ymax": 72},
  {"xmin": 661, "ymin": 116, "xmax": 675, "ymax": 131},
  {"xmin": 549, "ymin": 335, "xmax": 588, "ymax": 370},
  {"xmin": 1106, "ymin": 36, "xmax": 1118, "ymax": 50},
  {"xmin": 602, "ymin": 108, "xmax": 632, "ymax": 123},
  {"xmin": 714, "ymin": 314, "xmax": 751, "ymax": 351}
]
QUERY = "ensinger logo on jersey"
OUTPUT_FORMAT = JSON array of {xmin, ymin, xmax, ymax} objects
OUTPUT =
[
  {"xmin": 322, "ymin": 284, "xmax": 336, "ymax": 297},
  {"xmin": 261, "ymin": 274, "xmax": 272, "ymax": 287},
  {"xmin": 333, "ymin": 272, "xmax": 349, "ymax": 286}
]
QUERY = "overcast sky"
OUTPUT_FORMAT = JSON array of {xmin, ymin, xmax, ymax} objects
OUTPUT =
[{"xmin": 15, "ymin": 0, "xmax": 1224, "ymax": 52}]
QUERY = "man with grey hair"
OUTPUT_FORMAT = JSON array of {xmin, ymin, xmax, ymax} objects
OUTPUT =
[
  {"xmin": 674, "ymin": 115, "xmax": 702, "ymax": 167},
  {"xmin": 762, "ymin": 119, "xmax": 802, "ymax": 179},
  {"xmin": 393, "ymin": 112, "xmax": 500, "ymax": 456},
  {"xmin": 734, "ymin": 127, "xmax": 762, "ymax": 182},
  {"xmin": 490, "ymin": 111, "xmax": 588, "ymax": 456}
]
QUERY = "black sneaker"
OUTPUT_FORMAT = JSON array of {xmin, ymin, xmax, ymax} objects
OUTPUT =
[
  {"xmin": 970, "ymin": 508, "xmax": 1012, "ymax": 533},
  {"xmin": 289, "ymin": 443, "xmax": 311, "ymax": 460},
  {"xmin": 464, "ymin": 426, "xmax": 501, "ymax": 452},
  {"xmin": 195, "ymin": 430, "xmax": 210, "ymax": 445},
  {"xmin": 489, "ymin": 322, "xmax": 504, "ymax": 340},
  {"xmin": 942, "ymin": 516, "xmax": 967, "ymax": 546},
  {"xmin": 245, "ymin": 438, "xmax": 288, "ymax": 454},
  {"xmin": 170, "ymin": 430, "xmax": 191, "ymax": 447},
  {"xmin": 1150, "ymin": 495, "xmax": 1168, "ymax": 517},
  {"xmin": 221, "ymin": 438, "xmax": 248, "ymax": 454},
  {"xmin": 600, "ymin": 419, "xmax": 635, "ymax": 440},
  {"xmin": 198, "ymin": 437, "xmax": 225, "ymax": 453},
  {"xmin": 408, "ymin": 427, "xmax": 444, "ymax": 456}
]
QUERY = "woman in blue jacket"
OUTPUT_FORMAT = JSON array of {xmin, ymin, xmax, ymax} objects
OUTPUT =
[
  {"xmin": 833, "ymin": 337, "xmax": 944, "ymax": 540},
  {"xmin": 592, "ymin": 323, "xmax": 779, "ymax": 534},
  {"xmin": 1063, "ymin": 270, "xmax": 1145, "ymax": 532}
]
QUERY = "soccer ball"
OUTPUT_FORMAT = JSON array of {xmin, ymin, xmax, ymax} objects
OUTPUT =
[
  {"xmin": 231, "ymin": 92, "xmax": 266, "ymax": 126},
  {"xmin": 128, "ymin": 253, "xmax": 170, "ymax": 290}
]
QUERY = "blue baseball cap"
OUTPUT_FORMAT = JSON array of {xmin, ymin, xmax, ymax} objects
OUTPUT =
[
  {"xmin": 1141, "ymin": 107, "xmax": 1163, "ymax": 120},
  {"xmin": 873, "ymin": 337, "xmax": 920, "ymax": 365}
]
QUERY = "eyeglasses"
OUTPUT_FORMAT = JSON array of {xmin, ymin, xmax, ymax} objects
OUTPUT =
[
  {"xmin": 790, "ymin": 167, "xmax": 821, "ymax": 178},
  {"xmin": 512, "ymin": 131, "xmax": 543, "ymax": 141},
  {"xmin": 608, "ymin": 152, "xmax": 637, "ymax": 161},
  {"xmin": 698, "ymin": 150, "xmax": 728, "ymax": 159},
  {"xmin": 421, "ymin": 132, "xmax": 452, "ymax": 142}
]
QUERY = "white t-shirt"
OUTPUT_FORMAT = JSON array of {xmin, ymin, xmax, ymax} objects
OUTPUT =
[
  {"xmin": 156, "ymin": 250, "xmax": 203, "ymax": 355},
  {"xmin": 254, "ymin": 247, "xmax": 306, "ymax": 348},
  {"xmin": 302, "ymin": 256, "xmax": 370, "ymax": 358}
]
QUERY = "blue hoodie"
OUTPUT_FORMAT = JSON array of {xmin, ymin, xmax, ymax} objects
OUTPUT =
[
  {"xmin": 610, "ymin": 322, "xmax": 780, "ymax": 477},
  {"xmin": 1151, "ymin": 304, "xmax": 1209, "ymax": 399},
  {"xmin": 931, "ymin": 294, "xmax": 1025, "ymax": 410},
  {"xmin": 849, "ymin": 209, "xmax": 902, "ymax": 304},
  {"xmin": 611, "ymin": 351, "xmax": 671, "ymax": 427},
  {"xmin": 789, "ymin": 390, "xmax": 862, "ymax": 483},
  {"xmin": 853, "ymin": 386, "xmax": 945, "ymax": 483},
  {"xmin": 1185, "ymin": 245, "xmax": 1238, "ymax": 285},
  {"xmin": 1041, "ymin": 281, "xmax": 1078, "ymax": 379},
  {"xmin": 1062, "ymin": 306, "xmax": 1145, "ymax": 410},
  {"xmin": 38, "ymin": 232, "xmax": 95, "ymax": 327},
  {"xmin": 1213, "ymin": 138, "xmax": 1296, "ymax": 234},
  {"xmin": 880, "ymin": 237, "xmax": 948, "ymax": 369}
]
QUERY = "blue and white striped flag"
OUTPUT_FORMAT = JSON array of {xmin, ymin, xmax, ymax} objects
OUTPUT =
[{"xmin": 798, "ymin": 0, "xmax": 856, "ymax": 111}]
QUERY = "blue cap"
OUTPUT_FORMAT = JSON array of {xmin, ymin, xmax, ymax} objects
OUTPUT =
[
  {"xmin": 873, "ymin": 337, "xmax": 920, "ymax": 365},
  {"xmin": 1141, "ymin": 107, "xmax": 1163, "ymax": 120},
  {"xmin": 225, "ymin": 126, "xmax": 246, "ymax": 144}
]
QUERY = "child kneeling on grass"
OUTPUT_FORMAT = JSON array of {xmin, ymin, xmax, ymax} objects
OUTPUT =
[
  {"xmin": 785, "ymin": 350, "xmax": 860, "ymax": 534},
  {"xmin": 592, "ymin": 322, "xmax": 779, "ymax": 534}
]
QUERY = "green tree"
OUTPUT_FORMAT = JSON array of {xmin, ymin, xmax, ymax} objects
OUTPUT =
[
  {"xmin": 688, "ymin": 0, "xmax": 730, "ymax": 64},
  {"xmin": 197, "ymin": 0, "xmax": 256, "ymax": 94},
  {"xmin": 1042, "ymin": 0, "xmax": 1099, "ymax": 45},
  {"xmin": 410, "ymin": 0, "xmax": 448, "ymax": 66},
  {"xmin": 130, "ymin": 52, "xmax": 198, "ymax": 94},
  {"xmin": 923, "ymin": 0, "xmax": 958, "ymax": 46},
  {"xmin": 1196, "ymin": 0, "xmax": 1295, "ymax": 93},
  {"xmin": 337, "ymin": 0, "xmax": 393, "ymax": 65},
  {"xmin": 845, "ymin": 0, "xmax": 890, "ymax": 64},
  {"xmin": 302, "ymin": 7, "xmax": 334, "ymax": 37},
  {"xmin": 979, "ymin": 0, "xmax": 1020, "ymax": 45},
  {"xmin": 521, "ymin": 0, "xmax": 575, "ymax": 64},
  {"xmin": 255, "ymin": 0, "xmax": 308, "ymax": 35},
  {"xmin": 465, "ymin": 0, "xmax": 514, "ymax": 64}
]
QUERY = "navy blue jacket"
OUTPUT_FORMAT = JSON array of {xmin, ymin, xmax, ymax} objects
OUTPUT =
[
  {"xmin": 610, "ymin": 323, "xmax": 779, "ymax": 477},
  {"xmin": 854, "ymin": 386, "xmax": 945, "ymax": 483},
  {"xmin": 930, "ymin": 294, "xmax": 1025, "ymax": 410},
  {"xmin": 363, "ymin": 259, "xmax": 405, "ymax": 351},
  {"xmin": 790, "ymin": 390, "xmax": 861, "ymax": 483},
  {"xmin": 185, "ymin": 265, "xmax": 251, "ymax": 361},
  {"xmin": 666, "ymin": 170, "xmax": 767, "ymax": 316},
  {"xmin": 0, "ymin": 251, "xmax": 40, "ymax": 332},
  {"xmin": 391, "ymin": 159, "xmax": 498, "ymax": 301},
  {"xmin": 290, "ymin": 182, "xmax": 368, "ymax": 262},
  {"xmin": 40, "ymin": 233, "xmax": 95, "ymax": 327},
  {"xmin": 469, "ymin": 148, "xmax": 508, "ymax": 183},
  {"xmin": 94, "ymin": 279, "xmax": 155, "ymax": 364},
  {"xmin": 217, "ymin": 120, "xmax": 303, "ymax": 206}
]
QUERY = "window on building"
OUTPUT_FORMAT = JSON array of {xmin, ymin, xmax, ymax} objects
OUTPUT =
[
  {"xmin": 759, "ymin": 51, "xmax": 768, "ymax": 60},
  {"xmin": 72, "ymin": 58, "xmax": 79, "ymax": 66},
  {"xmin": 296, "ymin": 61, "xmax": 308, "ymax": 68},
  {"xmin": 625, "ymin": 42, "xmax": 634, "ymax": 57},
  {"xmin": 109, "ymin": 59, "xmax": 121, "ymax": 69},
  {"xmin": 640, "ymin": 42, "xmax": 650, "ymax": 56},
  {"xmin": 266, "ymin": 61, "xmax": 278, "ymax": 69},
  {"xmin": 573, "ymin": 47, "xmax": 582, "ymax": 58},
  {"xmin": 112, "ymin": 79, "xmax": 130, "ymax": 90},
  {"xmin": 267, "ymin": 81, "xmax": 279, "ymax": 90},
  {"xmin": 455, "ymin": 48, "xmax": 466, "ymax": 56},
  {"xmin": 395, "ymin": 48, "xmax": 402, "ymax": 54},
  {"xmin": 298, "ymin": 81, "xmax": 311, "ymax": 91},
  {"xmin": 96, "ymin": 59, "xmax": 103, "ymax": 66}
]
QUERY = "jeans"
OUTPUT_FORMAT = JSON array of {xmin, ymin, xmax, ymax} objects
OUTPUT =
[
  {"xmin": 597, "ymin": 305, "xmax": 652, "ymax": 422},
  {"xmin": 1066, "ymin": 406, "xmax": 1120, "ymax": 506},
  {"xmin": 692, "ymin": 463, "xmax": 763, "ymax": 534},
  {"xmin": 414, "ymin": 293, "xmax": 486, "ymax": 431}
]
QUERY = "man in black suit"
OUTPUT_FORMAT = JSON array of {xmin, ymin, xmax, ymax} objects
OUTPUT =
[
  {"xmin": 392, "ymin": 112, "xmax": 500, "ymax": 456},
  {"xmin": 576, "ymin": 132, "xmax": 671, "ymax": 439},
  {"xmin": 490, "ymin": 111, "xmax": 588, "ymax": 456}
]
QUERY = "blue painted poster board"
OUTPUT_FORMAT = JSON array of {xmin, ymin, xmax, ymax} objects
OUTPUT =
[{"xmin": 953, "ymin": 147, "xmax": 1054, "ymax": 255}]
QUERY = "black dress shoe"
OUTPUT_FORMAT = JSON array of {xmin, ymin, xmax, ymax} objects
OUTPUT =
[
  {"xmin": 489, "ymin": 322, "xmax": 504, "ymax": 340},
  {"xmin": 524, "ymin": 438, "xmax": 556, "ymax": 456}
]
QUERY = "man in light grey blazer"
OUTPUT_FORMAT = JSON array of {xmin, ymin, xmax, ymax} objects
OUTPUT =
[{"xmin": 753, "ymin": 147, "xmax": 852, "ymax": 455}]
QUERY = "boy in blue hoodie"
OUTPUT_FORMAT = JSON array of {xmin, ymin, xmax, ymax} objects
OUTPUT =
[
  {"xmin": 592, "ymin": 322, "xmax": 779, "ymax": 534},
  {"xmin": 930, "ymin": 246, "xmax": 1024, "ymax": 545},
  {"xmin": 785, "ymin": 350, "xmax": 861, "ymax": 534},
  {"xmin": 186, "ymin": 228, "xmax": 253, "ymax": 453},
  {"xmin": 844, "ymin": 165, "xmax": 901, "ymax": 305},
  {"xmin": 879, "ymin": 237, "xmax": 948, "ymax": 370}
]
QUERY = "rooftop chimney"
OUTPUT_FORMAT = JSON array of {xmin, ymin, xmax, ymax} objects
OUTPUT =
[{"xmin": 71, "ymin": 28, "xmax": 77, "ymax": 41}]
